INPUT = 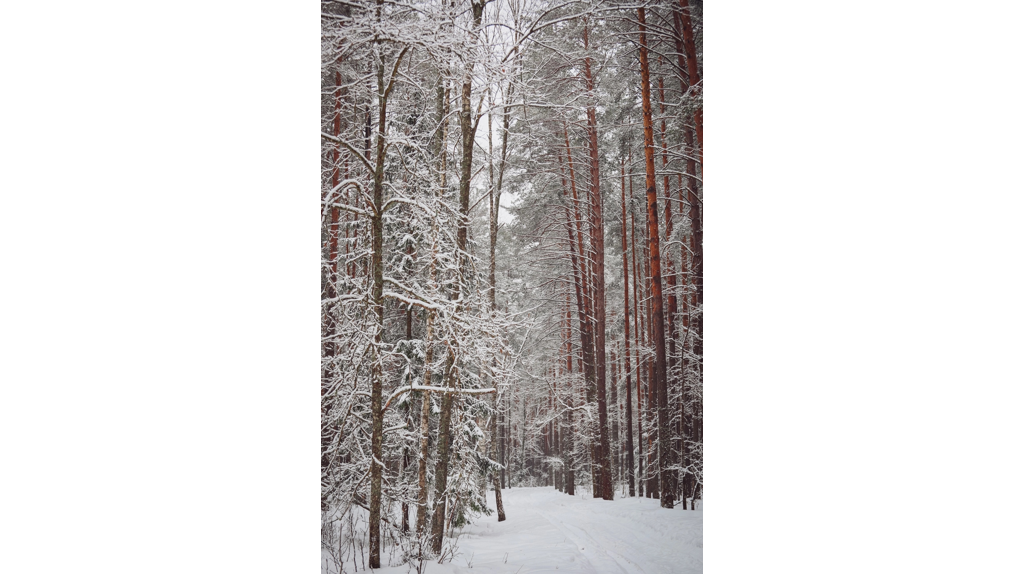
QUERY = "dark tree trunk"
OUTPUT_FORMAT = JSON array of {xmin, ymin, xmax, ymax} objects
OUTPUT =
[
  {"xmin": 430, "ymin": 374, "xmax": 456, "ymax": 553},
  {"xmin": 643, "ymin": 210, "xmax": 657, "ymax": 499},
  {"xmin": 638, "ymin": 6, "xmax": 675, "ymax": 509},
  {"xmin": 675, "ymin": 0, "xmax": 703, "ymax": 508},
  {"xmin": 630, "ymin": 188, "xmax": 644, "ymax": 499},
  {"xmin": 431, "ymin": 2, "xmax": 484, "ymax": 554},
  {"xmin": 563, "ymin": 299, "xmax": 577, "ymax": 496},
  {"xmin": 367, "ymin": 41, "xmax": 405, "ymax": 568},
  {"xmin": 559, "ymin": 135, "xmax": 600, "ymax": 498},
  {"xmin": 656, "ymin": 72, "xmax": 679, "ymax": 434},
  {"xmin": 321, "ymin": 68, "xmax": 344, "ymax": 510},
  {"xmin": 608, "ymin": 351, "xmax": 616, "ymax": 488},
  {"xmin": 582, "ymin": 21, "xmax": 613, "ymax": 502},
  {"xmin": 487, "ymin": 79, "xmax": 508, "ymax": 524},
  {"xmin": 557, "ymin": 400, "xmax": 564, "ymax": 492},
  {"xmin": 620, "ymin": 159, "xmax": 637, "ymax": 497},
  {"xmin": 416, "ymin": 329, "xmax": 433, "ymax": 534},
  {"xmin": 670, "ymin": 6, "xmax": 697, "ymax": 508},
  {"xmin": 678, "ymin": 0, "xmax": 703, "ymax": 165}
]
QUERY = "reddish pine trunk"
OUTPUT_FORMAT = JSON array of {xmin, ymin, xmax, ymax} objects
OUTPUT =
[
  {"xmin": 678, "ymin": 0, "xmax": 702, "ymax": 164},
  {"xmin": 677, "ymin": 0, "xmax": 703, "ymax": 507},
  {"xmin": 658, "ymin": 71, "xmax": 686, "ymax": 506},
  {"xmin": 671, "ymin": 7, "xmax": 698, "ymax": 508},
  {"xmin": 637, "ymin": 6, "xmax": 674, "ymax": 508}
]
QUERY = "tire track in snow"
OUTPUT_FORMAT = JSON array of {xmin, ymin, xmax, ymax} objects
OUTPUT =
[{"xmin": 535, "ymin": 508, "xmax": 645, "ymax": 574}]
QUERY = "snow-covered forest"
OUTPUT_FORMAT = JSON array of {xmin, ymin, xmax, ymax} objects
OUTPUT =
[
  {"xmin": 11, "ymin": 2, "xmax": 1024, "ymax": 574},
  {"xmin": 321, "ymin": 0, "xmax": 702, "ymax": 571}
]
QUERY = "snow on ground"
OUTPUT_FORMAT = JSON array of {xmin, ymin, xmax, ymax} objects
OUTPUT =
[{"xmin": 377, "ymin": 486, "xmax": 702, "ymax": 574}]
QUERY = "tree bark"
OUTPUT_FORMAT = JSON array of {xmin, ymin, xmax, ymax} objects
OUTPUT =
[
  {"xmin": 678, "ymin": 0, "xmax": 702, "ymax": 166},
  {"xmin": 368, "ymin": 40, "xmax": 409, "ymax": 568},
  {"xmin": 487, "ymin": 82, "xmax": 508, "ymax": 523},
  {"xmin": 430, "ymin": 0, "xmax": 485, "ymax": 554},
  {"xmin": 643, "ymin": 205, "xmax": 657, "ymax": 499},
  {"xmin": 559, "ymin": 133, "xmax": 600, "ymax": 498},
  {"xmin": 637, "ymin": 6, "xmax": 674, "ymax": 509},
  {"xmin": 630, "ymin": 173, "xmax": 644, "ymax": 499},
  {"xmin": 563, "ymin": 295, "xmax": 577, "ymax": 496},
  {"xmin": 670, "ymin": 6, "xmax": 698, "ymax": 508},
  {"xmin": 676, "ymin": 0, "xmax": 703, "ymax": 508},
  {"xmin": 416, "ymin": 318, "xmax": 434, "ymax": 534},
  {"xmin": 582, "ymin": 21, "xmax": 613, "ymax": 502},
  {"xmin": 429, "ymin": 364, "xmax": 456, "ymax": 554},
  {"xmin": 656, "ymin": 71, "xmax": 678, "ymax": 421},
  {"xmin": 608, "ymin": 350, "xmax": 616, "ymax": 488},
  {"xmin": 321, "ymin": 67, "xmax": 344, "ymax": 510},
  {"xmin": 620, "ymin": 158, "xmax": 636, "ymax": 497}
]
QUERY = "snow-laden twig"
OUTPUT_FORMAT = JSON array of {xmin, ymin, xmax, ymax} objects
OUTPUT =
[{"xmin": 383, "ymin": 383, "xmax": 496, "ymax": 413}]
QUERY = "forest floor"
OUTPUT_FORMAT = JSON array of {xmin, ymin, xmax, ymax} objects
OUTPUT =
[{"xmin": 379, "ymin": 486, "xmax": 703, "ymax": 574}]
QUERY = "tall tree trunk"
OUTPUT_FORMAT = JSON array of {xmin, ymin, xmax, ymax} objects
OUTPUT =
[
  {"xmin": 430, "ymin": 1, "xmax": 485, "ymax": 554},
  {"xmin": 582, "ymin": 21, "xmax": 613, "ymax": 502},
  {"xmin": 559, "ymin": 133, "xmax": 600, "ymax": 498},
  {"xmin": 557, "ymin": 389, "xmax": 563, "ymax": 492},
  {"xmin": 657, "ymin": 71, "xmax": 679, "ymax": 421},
  {"xmin": 563, "ymin": 296, "xmax": 577, "ymax": 496},
  {"xmin": 416, "ymin": 314, "xmax": 435, "ymax": 535},
  {"xmin": 675, "ymin": 0, "xmax": 703, "ymax": 508},
  {"xmin": 402, "ymin": 301, "xmax": 413, "ymax": 533},
  {"xmin": 500, "ymin": 391, "xmax": 507, "ymax": 489},
  {"xmin": 416, "ymin": 71, "xmax": 450, "ymax": 533},
  {"xmin": 657, "ymin": 71, "xmax": 684, "ymax": 507},
  {"xmin": 630, "ymin": 179, "xmax": 644, "ymax": 499},
  {"xmin": 671, "ymin": 7, "xmax": 697, "ymax": 509},
  {"xmin": 487, "ymin": 84, "xmax": 507, "ymax": 523},
  {"xmin": 637, "ymin": 6, "xmax": 674, "ymax": 509},
  {"xmin": 368, "ymin": 40, "xmax": 409, "ymax": 568},
  {"xmin": 609, "ymin": 347, "xmax": 619, "ymax": 491},
  {"xmin": 643, "ymin": 207, "xmax": 657, "ymax": 499},
  {"xmin": 620, "ymin": 159, "xmax": 636, "ymax": 497},
  {"xmin": 678, "ymin": 0, "xmax": 702, "ymax": 166},
  {"xmin": 546, "ymin": 390, "xmax": 553, "ymax": 486},
  {"xmin": 321, "ymin": 67, "xmax": 344, "ymax": 510},
  {"xmin": 429, "ymin": 366, "xmax": 456, "ymax": 553}
]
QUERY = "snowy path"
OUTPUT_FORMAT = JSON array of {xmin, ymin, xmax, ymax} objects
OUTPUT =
[{"xmin": 380, "ymin": 487, "xmax": 702, "ymax": 574}]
